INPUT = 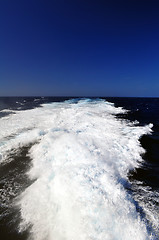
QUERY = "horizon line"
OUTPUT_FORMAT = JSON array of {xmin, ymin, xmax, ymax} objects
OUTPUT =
[{"xmin": 0, "ymin": 95, "xmax": 159, "ymax": 98}]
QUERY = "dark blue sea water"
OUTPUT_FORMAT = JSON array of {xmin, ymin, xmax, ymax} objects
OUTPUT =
[{"xmin": 0, "ymin": 97, "xmax": 159, "ymax": 240}]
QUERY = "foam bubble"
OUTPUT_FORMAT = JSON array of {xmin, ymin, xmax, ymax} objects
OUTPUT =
[{"xmin": 0, "ymin": 99, "xmax": 154, "ymax": 239}]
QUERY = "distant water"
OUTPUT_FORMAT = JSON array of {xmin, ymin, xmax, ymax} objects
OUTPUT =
[{"xmin": 0, "ymin": 97, "xmax": 159, "ymax": 240}]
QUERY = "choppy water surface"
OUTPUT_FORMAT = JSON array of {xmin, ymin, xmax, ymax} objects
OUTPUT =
[{"xmin": 0, "ymin": 97, "xmax": 159, "ymax": 240}]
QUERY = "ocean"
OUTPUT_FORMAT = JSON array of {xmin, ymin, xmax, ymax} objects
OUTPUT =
[{"xmin": 0, "ymin": 97, "xmax": 159, "ymax": 240}]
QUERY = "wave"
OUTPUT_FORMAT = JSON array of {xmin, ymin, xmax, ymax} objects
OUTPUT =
[{"xmin": 0, "ymin": 99, "xmax": 154, "ymax": 239}]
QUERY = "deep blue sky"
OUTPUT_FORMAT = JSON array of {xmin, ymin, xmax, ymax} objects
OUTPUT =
[{"xmin": 0, "ymin": 0, "xmax": 159, "ymax": 97}]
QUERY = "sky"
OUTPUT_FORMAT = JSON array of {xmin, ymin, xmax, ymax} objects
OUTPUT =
[{"xmin": 0, "ymin": 0, "xmax": 159, "ymax": 97}]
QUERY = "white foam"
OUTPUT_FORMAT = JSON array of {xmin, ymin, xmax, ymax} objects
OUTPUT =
[
  {"xmin": 0, "ymin": 109, "xmax": 16, "ymax": 113},
  {"xmin": 131, "ymin": 180, "xmax": 159, "ymax": 236},
  {"xmin": 0, "ymin": 99, "xmax": 154, "ymax": 239}
]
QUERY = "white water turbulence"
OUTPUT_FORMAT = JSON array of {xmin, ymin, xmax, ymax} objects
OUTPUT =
[{"xmin": 0, "ymin": 99, "xmax": 154, "ymax": 240}]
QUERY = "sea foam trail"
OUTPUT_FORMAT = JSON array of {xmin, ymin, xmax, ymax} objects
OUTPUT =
[{"xmin": 0, "ymin": 99, "xmax": 153, "ymax": 239}]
